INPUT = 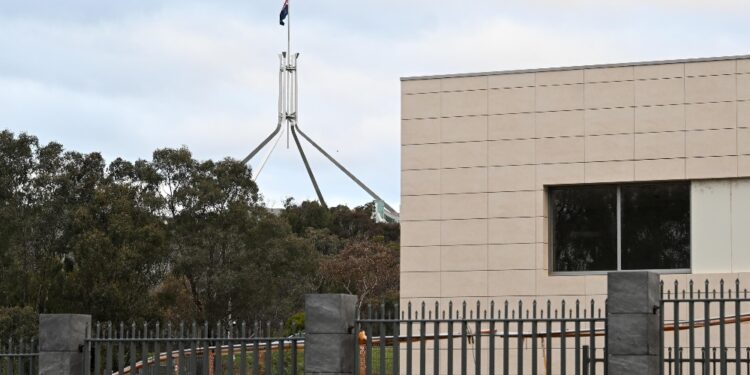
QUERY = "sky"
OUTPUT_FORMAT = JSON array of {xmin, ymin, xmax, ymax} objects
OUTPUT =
[{"xmin": 1, "ymin": 1, "xmax": 749, "ymax": 210}]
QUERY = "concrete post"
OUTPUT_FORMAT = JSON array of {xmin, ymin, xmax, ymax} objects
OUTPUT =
[
  {"xmin": 304, "ymin": 294, "xmax": 357, "ymax": 375},
  {"xmin": 38, "ymin": 314, "xmax": 92, "ymax": 375},
  {"xmin": 607, "ymin": 271, "xmax": 660, "ymax": 375}
]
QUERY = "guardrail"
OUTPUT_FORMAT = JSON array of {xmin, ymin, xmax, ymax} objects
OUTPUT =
[{"xmin": 84, "ymin": 322, "xmax": 303, "ymax": 375}]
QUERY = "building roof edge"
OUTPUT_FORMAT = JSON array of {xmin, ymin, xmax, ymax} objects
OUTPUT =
[{"xmin": 400, "ymin": 54, "xmax": 750, "ymax": 81}]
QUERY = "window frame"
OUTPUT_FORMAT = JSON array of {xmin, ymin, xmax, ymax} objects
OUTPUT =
[{"xmin": 548, "ymin": 182, "xmax": 692, "ymax": 276}]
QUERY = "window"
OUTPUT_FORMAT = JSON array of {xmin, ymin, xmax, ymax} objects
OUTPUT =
[{"xmin": 550, "ymin": 182, "xmax": 690, "ymax": 272}]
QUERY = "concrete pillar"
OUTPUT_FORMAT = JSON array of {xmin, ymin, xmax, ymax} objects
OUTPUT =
[
  {"xmin": 39, "ymin": 314, "xmax": 91, "ymax": 375},
  {"xmin": 304, "ymin": 294, "xmax": 357, "ymax": 375},
  {"xmin": 607, "ymin": 271, "xmax": 660, "ymax": 375}
]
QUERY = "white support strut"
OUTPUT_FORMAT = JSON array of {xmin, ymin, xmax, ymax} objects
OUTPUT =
[{"xmin": 240, "ymin": 3, "xmax": 399, "ymax": 220}]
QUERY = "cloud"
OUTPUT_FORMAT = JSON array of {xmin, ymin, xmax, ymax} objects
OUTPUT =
[{"xmin": 1, "ymin": 0, "xmax": 749, "ymax": 209}]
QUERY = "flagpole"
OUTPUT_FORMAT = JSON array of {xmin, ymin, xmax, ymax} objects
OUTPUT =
[{"xmin": 287, "ymin": 0, "xmax": 292, "ymax": 150}]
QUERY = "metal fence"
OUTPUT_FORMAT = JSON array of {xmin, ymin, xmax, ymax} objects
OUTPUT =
[
  {"xmin": 83, "ymin": 322, "xmax": 304, "ymax": 375},
  {"xmin": 11, "ymin": 277, "xmax": 750, "ymax": 375},
  {"xmin": 0, "ymin": 339, "xmax": 37, "ymax": 375},
  {"xmin": 662, "ymin": 279, "xmax": 750, "ymax": 375},
  {"xmin": 354, "ymin": 300, "xmax": 607, "ymax": 375}
]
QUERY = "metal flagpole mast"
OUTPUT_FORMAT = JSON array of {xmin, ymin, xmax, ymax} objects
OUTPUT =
[
  {"xmin": 241, "ymin": 0, "xmax": 399, "ymax": 220},
  {"xmin": 283, "ymin": 0, "xmax": 325, "ymax": 205},
  {"xmin": 286, "ymin": 0, "xmax": 291, "ymax": 148}
]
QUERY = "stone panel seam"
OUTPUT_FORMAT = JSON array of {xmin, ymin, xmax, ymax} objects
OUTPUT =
[
  {"xmin": 486, "ymin": 78, "xmax": 491, "ymax": 301},
  {"xmin": 404, "ymin": 124, "xmax": 750, "ymax": 145},
  {"xmin": 583, "ymin": 78, "xmax": 588, "ymax": 183},
  {"xmin": 403, "ymin": 158, "xmax": 693, "ymax": 173},
  {"xmin": 404, "ymin": 127, "xmax": 735, "ymax": 146},
  {"xmin": 632, "ymin": 72, "xmax": 637, "ymax": 180},
  {"xmin": 731, "ymin": 178, "xmax": 735, "ymax": 272},
  {"xmin": 533, "ymin": 72, "xmax": 542, "ymax": 287},
  {"xmin": 682, "ymin": 64, "xmax": 688, "ymax": 179},
  {"xmin": 402, "ymin": 99, "xmax": 749, "ymax": 121},
  {"xmin": 402, "ymin": 189, "xmax": 536, "ymax": 197},
  {"xmin": 437, "ymin": 79, "xmax": 443, "ymax": 301},
  {"xmin": 733, "ymin": 60, "xmax": 738, "ymax": 272},
  {"xmin": 738, "ymin": 63, "xmax": 741, "ymax": 183}
]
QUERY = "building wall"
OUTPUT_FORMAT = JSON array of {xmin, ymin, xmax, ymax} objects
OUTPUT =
[
  {"xmin": 400, "ymin": 57, "xmax": 750, "ymax": 306},
  {"xmin": 692, "ymin": 179, "xmax": 750, "ymax": 273}
]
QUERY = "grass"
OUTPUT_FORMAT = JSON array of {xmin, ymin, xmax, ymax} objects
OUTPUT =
[
  {"xmin": 223, "ymin": 349, "xmax": 304, "ymax": 374},
  {"xmin": 360, "ymin": 346, "xmax": 396, "ymax": 375},
  {"xmin": 87, "ymin": 345, "xmax": 397, "ymax": 375},
  {"xmin": 233, "ymin": 346, "xmax": 396, "ymax": 375},
  {"xmin": 236, "ymin": 346, "xmax": 395, "ymax": 374}
]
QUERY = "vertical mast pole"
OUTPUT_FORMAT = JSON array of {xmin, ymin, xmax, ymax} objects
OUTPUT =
[
  {"xmin": 286, "ymin": 0, "xmax": 292, "ymax": 148},
  {"xmin": 285, "ymin": 52, "xmax": 290, "ymax": 148},
  {"xmin": 294, "ymin": 53, "xmax": 298, "ymax": 126}
]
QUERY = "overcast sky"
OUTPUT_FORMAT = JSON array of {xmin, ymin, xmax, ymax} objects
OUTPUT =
[{"xmin": 1, "ymin": 1, "xmax": 749, "ymax": 209}]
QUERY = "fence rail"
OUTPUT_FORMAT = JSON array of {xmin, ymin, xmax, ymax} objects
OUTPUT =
[
  {"xmin": 0, "ymin": 339, "xmax": 37, "ymax": 375},
  {"xmin": 83, "ymin": 322, "xmax": 304, "ymax": 375},
  {"xmin": 11, "ymin": 276, "xmax": 750, "ymax": 375},
  {"xmin": 355, "ymin": 300, "xmax": 607, "ymax": 375}
]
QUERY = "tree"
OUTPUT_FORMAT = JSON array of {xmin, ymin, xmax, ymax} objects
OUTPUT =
[
  {"xmin": 0, "ymin": 132, "xmax": 170, "ymax": 321},
  {"xmin": 0, "ymin": 130, "xmax": 400, "ymax": 326},
  {"xmin": 281, "ymin": 199, "xmax": 331, "ymax": 234},
  {"xmin": 150, "ymin": 148, "xmax": 320, "ymax": 323},
  {"xmin": 0, "ymin": 307, "xmax": 37, "ymax": 340},
  {"xmin": 0, "ymin": 131, "xmax": 38, "ymax": 308},
  {"xmin": 57, "ymin": 167, "xmax": 169, "ymax": 322},
  {"xmin": 320, "ymin": 238, "xmax": 399, "ymax": 311}
]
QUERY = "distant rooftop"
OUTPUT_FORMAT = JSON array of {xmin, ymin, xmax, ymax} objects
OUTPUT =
[{"xmin": 401, "ymin": 54, "xmax": 750, "ymax": 81}]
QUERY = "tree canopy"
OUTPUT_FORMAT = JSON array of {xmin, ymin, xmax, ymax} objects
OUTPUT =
[{"xmin": 0, "ymin": 130, "xmax": 399, "ymax": 335}]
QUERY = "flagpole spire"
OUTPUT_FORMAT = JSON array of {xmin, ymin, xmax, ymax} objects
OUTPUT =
[{"xmin": 241, "ymin": 0, "xmax": 400, "ymax": 222}]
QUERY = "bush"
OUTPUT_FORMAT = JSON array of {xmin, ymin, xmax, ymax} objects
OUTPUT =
[
  {"xmin": 0, "ymin": 306, "xmax": 37, "ymax": 340},
  {"xmin": 285, "ymin": 312, "xmax": 304, "ymax": 336}
]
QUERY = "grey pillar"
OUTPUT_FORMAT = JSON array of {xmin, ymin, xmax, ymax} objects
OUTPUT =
[
  {"xmin": 607, "ymin": 271, "xmax": 660, "ymax": 375},
  {"xmin": 304, "ymin": 294, "xmax": 357, "ymax": 375},
  {"xmin": 39, "ymin": 314, "xmax": 92, "ymax": 375}
]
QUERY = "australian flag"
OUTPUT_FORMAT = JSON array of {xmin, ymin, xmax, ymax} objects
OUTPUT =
[{"xmin": 279, "ymin": 0, "xmax": 289, "ymax": 25}]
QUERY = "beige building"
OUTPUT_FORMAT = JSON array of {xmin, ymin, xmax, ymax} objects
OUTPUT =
[{"xmin": 400, "ymin": 55, "xmax": 750, "ymax": 308}]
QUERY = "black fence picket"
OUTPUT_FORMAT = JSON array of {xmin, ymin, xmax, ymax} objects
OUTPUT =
[
  {"xmin": 354, "ymin": 299, "xmax": 607, "ymax": 375},
  {"xmin": 12, "ymin": 277, "xmax": 750, "ymax": 375},
  {"xmin": 662, "ymin": 279, "xmax": 750, "ymax": 375}
]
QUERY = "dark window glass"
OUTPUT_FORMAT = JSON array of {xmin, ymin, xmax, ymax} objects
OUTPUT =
[
  {"xmin": 551, "ymin": 185, "xmax": 617, "ymax": 272},
  {"xmin": 621, "ymin": 183, "xmax": 690, "ymax": 270}
]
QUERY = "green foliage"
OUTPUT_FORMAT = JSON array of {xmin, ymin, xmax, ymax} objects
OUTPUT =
[
  {"xmin": 320, "ymin": 239, "xmax": 400, "ymax": 310},
  {"xmin": 0, "ymin": 129, "xmax": 399, "ymax": 333},
  {"xmin": 282, "ymin": 199, "xmax": 331, "ymax": 233},
  {"xmin": 285, "ymin": 312, "xmax": 304, "ymax": 335},
  {"xmin": 0, "ymin": 306, "xmax": 37, "ymax": 339}
]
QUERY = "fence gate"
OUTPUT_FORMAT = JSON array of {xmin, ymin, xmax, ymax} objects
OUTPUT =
[{"xmin": 355, "ymin": 300, "xmax": 607, "ymax": 375}]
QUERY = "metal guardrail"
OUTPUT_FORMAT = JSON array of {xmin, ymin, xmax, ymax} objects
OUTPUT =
[
  {"xmin": 84, "ymin": 322, "xmax": 304, "ymax": 375},
  {"xmin": 355, "ymin": 300, "xmax": 607, "ymax": 375},
  {"xmin": 0, "ymin": 339, "xmax": 37, "ymax": 375}
]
